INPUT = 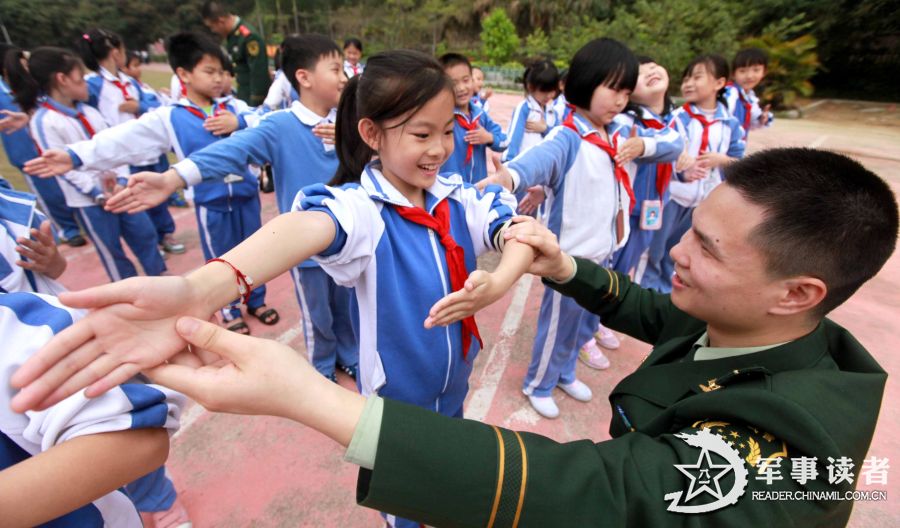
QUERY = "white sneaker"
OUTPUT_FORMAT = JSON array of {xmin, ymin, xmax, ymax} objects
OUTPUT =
[
  {"xmin": 579, "ymin": 340, "xmax": 611, "ymax": 370},
  {"xmin": 595, "ymin": 323, "xmax": 621, "ymax": 350},
  {"xmin": 527, "ymin": 394, "xmax": 560, "ymax": 418},
  {"xmin": 559, "ymin": 379, "xmax": 592, "ymax": 402}
]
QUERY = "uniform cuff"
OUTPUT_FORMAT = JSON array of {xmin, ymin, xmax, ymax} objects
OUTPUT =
[
  {"xmin": 545, "ymin": 254, "xmax": 578, "ymax": 284},
  {"xmin": 507, "ymin": 166, "xmax": 522, "ymax": 193},
  {"xmin": 173, "ymin": 159, "xmax": 202, "ymax": 187},
  {"xmin": 641, "ymin": 136, "xmax": 657, "ymax": 158},
  {"xmin": 66, "ymin": 148, "xmax": 83, "ymax": 168},
  {"xmin": 344, "ymin": 396, "xmax": 384, "ymax": 470}
]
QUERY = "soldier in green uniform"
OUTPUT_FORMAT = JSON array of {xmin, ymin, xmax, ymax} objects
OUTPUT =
[
  {"xmin": 13, "ymin": 148, "xmax": 899, "ymax": 527},
  {"xmin": 201, "ymin": 1, "xmax": 271, "ymax": 105}
]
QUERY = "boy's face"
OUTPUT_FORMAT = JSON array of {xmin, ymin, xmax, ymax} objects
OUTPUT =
[
  {"xmin": 122, "ymin": 58, "xmax": 142, "ymax": 81},
  {"xmin": 472, "ymin": 68, "xmax": 484, "ymax": 91},
  {"xmin": 296, "ymin": 52, "xmax": 346, "ymax": 110},
  {"xmin": 733, "ymin": 64, "xmax": 766, "ymax": 91},
  {"xmin": 669, "ymin": 184, "xmax": 791, "ymax": 330},
  {"xmin": 181, "ymin": 54, "xmax": 225, "ymax": 100},
  {"xmin": 344, "ymin": 45, "xmax": 361, "ymax": 65},
  {"xmin": 445, "ymin": 63, "xmax": 473, "ymax": 110}
]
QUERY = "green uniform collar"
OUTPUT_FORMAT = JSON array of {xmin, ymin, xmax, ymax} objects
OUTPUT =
[{"xmin": 691, "ymin": 331, "xmax": 787, "ymax": 361}]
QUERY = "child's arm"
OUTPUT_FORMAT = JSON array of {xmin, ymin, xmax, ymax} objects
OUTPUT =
[
  {"xmin": 31, "ymin": 116, "xmax": 107, "ymax": 203},
  {"xmin": 501, "ymin": 127, "xmax": 577, "ymax": 193},
  {"xmin": 483, "ymin": 112, "xmax": 509, "ymax": 152},
  {"xmin": 10, "ymin": 210, "xmax": 338, "ymax": 412},
  {"xmin": 501, "ymin": 101, "xmax": 529, "ymax": 162},
  {"xmin": 25, "ymin": 108, "xmax": 175, "ymax": 176},
  {"xmin": 0, "ymin": 428, "xmax": 169, "ymax": 528},
  {"xmin": 172, "ymin": 118, "xmax": 278, "ymax": 187}
]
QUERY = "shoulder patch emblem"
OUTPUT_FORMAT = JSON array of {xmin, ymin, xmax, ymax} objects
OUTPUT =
[
  {"xmin": 247, "ymin": 40, "xmax": 260, "ymax": 57},
  {"xmin": 690, "ymin": 420, "xmax": 787, "ymax": 471}
]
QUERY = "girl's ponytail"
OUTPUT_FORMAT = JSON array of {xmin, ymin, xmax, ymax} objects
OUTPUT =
[
  {"xmin": 6, "ymin": 47, "xmax": 83, "ymax": 114},
  {"xmin": 331, "ymin": 75, "xmax": 374, "ymax": 186},
  {"xmin": 77, "ymin": 28, "xmax": 123, "ymax": 72},
  {"xmin": 5, "ymin": 48, "xmax": 40, "ymax": 113}
]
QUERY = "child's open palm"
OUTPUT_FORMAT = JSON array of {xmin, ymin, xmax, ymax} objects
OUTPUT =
[
  {"xmin": 424, "ymin": 269, "xmax": 499, "ymax": 328},
  {"xmin": 204, "ymin": 111, "xmax": 239, "ymax": 136}
]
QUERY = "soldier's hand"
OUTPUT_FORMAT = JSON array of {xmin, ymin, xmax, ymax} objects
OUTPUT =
[{"xmin": 503, "ymin": 216, "xmax": 572, "ymax": 280}]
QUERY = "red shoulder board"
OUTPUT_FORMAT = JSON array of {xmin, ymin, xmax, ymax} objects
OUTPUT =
[{"xmin": 238, "ymin": 25, "xmax": 251, "ymax": 37}]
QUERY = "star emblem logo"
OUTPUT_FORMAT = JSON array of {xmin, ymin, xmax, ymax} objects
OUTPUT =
[{"xmin": 674, "ymin": 446, "xmax": 733, "ymax": 501}]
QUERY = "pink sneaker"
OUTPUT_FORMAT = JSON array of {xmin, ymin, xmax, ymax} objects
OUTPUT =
[
  {"xmin": 595, "ymin": 323, "xmax": 621, "ymax": 350},
  {"xmin": 150, "ymin": 497, "xmax": 192, "ymax": 528},
  {"xmin": 579, "ymin": 339, "xmax": 611, "ymax": 370}
]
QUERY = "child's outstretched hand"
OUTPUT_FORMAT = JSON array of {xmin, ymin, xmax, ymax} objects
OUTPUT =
[
  {"xmin": 424, "ymin": 269, "xmax": 500, "ymax": 328},
  {"xmin": 464, "ymin": 127, "xmax": 494, "ymax": 146},
  {"xmin": 517, "ymin": 185, "xmax": 545, "ymax": 215},
  {"xmin": 502, "ymin": 216, "xmax": 571, "ymax": 279},
  {"xmin": 313, "ymin": 122, "xmax": 336, "ymax": 145},
  {"xmin": 9, "ymin": 276, "xmax": 212, "ymax": 413},
  {"xmin": 204, "ymin": 111, "xmax": 239, "ymax": 136},
  {"xmin": 615, "ymin": 126, "xmax": 644, "ymax": 164},
  {"xmin": 23, "ymin": 149, "xmax": 74, "ymax": 177},
  {"xmin": 476, "ymin": 157, "xmax": 514, "ymax": 192},
  {"xmin": 105, "ymin": 169, "xmax": 184, "ymax": 214},
  {"xmin": 696, "ymin": 151, "xmax": 733, "ymax": 169},
  {"xmin": 146, "ymin": 317, "xmax": 364, "ymax": 445},
  {"xmin": 675, "ymin": 151, "xmax": 695, "ymax": 173},
  {"xmin": 0, "ymin": 109, "xmax": 29, "ymax": 134},
  {"xmin": 16, "ymin": 220, "xmax": 66, "ymax": 279}
]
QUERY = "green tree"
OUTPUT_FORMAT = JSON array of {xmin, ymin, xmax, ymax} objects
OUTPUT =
[
  {"xmin": 480, "ymin": 8, "xmax": 519, "ymax": 65},
  {"xmin": 523, "ymin": 27, "xmax": 551, "ymax": 61},
  {"xmin": 743, "ymin": 15, "xmax": 820, "ymax": 109}
]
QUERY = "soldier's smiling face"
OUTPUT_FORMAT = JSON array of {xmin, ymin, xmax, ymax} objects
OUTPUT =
[{"xmin": 668, "ymin": 184, "xmax": 791, "ymax": 332}]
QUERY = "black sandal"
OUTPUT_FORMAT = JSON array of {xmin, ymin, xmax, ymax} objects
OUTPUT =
[
  {"xmin": 248, "ymin": 305, "xmax": 280, "ymax": 325},
  {"xmin": 226, "ymin": 319, "xmax": 251, "ymax": 335}
]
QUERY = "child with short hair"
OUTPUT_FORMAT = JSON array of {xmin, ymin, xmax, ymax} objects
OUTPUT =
[
  {"xmin": 343, "ymin": 37, "xmax": 364, "ymax": 78},
  {"xmin": 7, "ymin": 47, "xmax": 167, "ymax": 282},
  {"xmin": 641, "ymin": 54, "xmax": 746, "ymax": 294},
  {"xmin": 487, "ymin": 39, "xmax": 683, "ymax": 418},
  {"xmin": 725, "ymin": 47, "xmax": 773, "ymax": 140},
  {"xmin": 439, "ymin": 53, "xmax": 508, "ymax": 184},
  {"xmin": 0, "ymin": 291, "xmax": 183, "ymax": 527},
  {"xmin": 502, "ymin": 59, "xmax": 560, "ymax": 162},
  {"xmin": 25, "ymin": 32, "xmax": 278, "ymax": 335},
  {"xmin": 78, "ymin": 28, "xmax": 184, "ymax": 255},
  {"xmin": 470, "ymin": 65, "xmax": 492, "ymax": 113},
  {"xmin": 91, "ymin": 34, "xmax": 357, "ymax": 380}
]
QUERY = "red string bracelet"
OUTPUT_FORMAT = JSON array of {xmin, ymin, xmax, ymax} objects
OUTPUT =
[{"xmin": 207, "ymin": 258, "xmax": 253, "ymax": 305}]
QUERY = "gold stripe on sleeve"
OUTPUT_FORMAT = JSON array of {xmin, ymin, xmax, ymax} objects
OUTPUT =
[
  {"xmin": 512, "ymin": 431, "xmax": 528, "ymax": 528},
  {"xmin": 487, "ymin": 426, "xmax": 506, "ymax": 528},
  {"xmin": 602, "ymin": 268, "xmax": 616, "ymax": 299}
]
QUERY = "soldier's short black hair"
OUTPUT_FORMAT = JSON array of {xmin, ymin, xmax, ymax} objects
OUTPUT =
[
  {"xmin": 439, "ymin": 53, "xmax": 471, "ymax": 73},
  {"xmin": 733, "ymin": 48, "xmax": 768, "ymax": 70},
  {"xmin": 166, "ymin": 32, "xmax": 228, "ymax": 73},
  {"xmin": 281, "ymin": 34, "xmax": 341, "ymax": 93},
  {"xmin": 201, "ymin": 0, "xmax": 229, "ymax": 21},
  {"xmin": 724, "ymin": 148, "xmax": 899, "ymax": 316}
]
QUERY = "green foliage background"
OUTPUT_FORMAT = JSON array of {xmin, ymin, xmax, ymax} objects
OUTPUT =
[{"xmin": 1, "ymin": 0, "xmax": 896, "ymax": 101}]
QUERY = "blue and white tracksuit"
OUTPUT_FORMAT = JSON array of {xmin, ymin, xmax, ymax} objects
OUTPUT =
[
  {"xmin": 724, "ymin": 82, "xmax": 773, "ymax": 140},
  {"xmin": 297, "ymin": 167, "xmax": 514, "ymax": 528},
  {"xmin": 86, "ymin": 67, "xmax": 175, "ymax": 243},
  {"xmin": 611, "ymin": 106, "xmax": 683, "ymax": 278},
  {"xmin": 0, "ymin": 79, "xmax": 81, "ymax": 240},
  {"xmin": 471, "ymin": 92, "xmax": 491, "ymax": 114},
  {"xmin": 440, "ymin": 101, "xmax": 509, "ymax": 184},
  {"xmin": 30, "ymin": 99, "xmax": 166, "ymax": 281},
  {"xmin": 174, "ymin": 101, "xmax": 358, "ymax": 375},
  {"xmin": 506, "ymin": 111, "xmax": 677, "ymax": 396},
  {"xmin": 262, "ymin": 69, "xmax": 299, "ymax": 111},
  {"xmin": 642, "ymin": 103, "xmax": 746, "ymax": 292},
  {"xmin": 0, "ymin": 291, "xmax": 184, "ymax": 526},
  {"xmin": 67, "ymin": 95, "xmax": 265, "ymax": 321},
  {"xmin": 343, "ymin": 60, "xmax": 365, "ymax": 79},
  {"xmin": 502, "ymin": 95, "xmax": 560, "ymax": 162},
  {"xmin": 0, "ymin": 187, "xmax": 67, "ymax": 295}
]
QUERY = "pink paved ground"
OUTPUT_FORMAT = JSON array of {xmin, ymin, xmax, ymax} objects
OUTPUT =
[{"xmin": 49, "ymin": 94, "xmax": 900, "ymax": 526}]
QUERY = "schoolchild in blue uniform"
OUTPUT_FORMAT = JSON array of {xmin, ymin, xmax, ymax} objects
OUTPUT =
[
  {"xmin": 0, "ymin": 291, "xmax": 185, "ymax": 527},
  {"xmin": 725, "ymin": 47, "xmax": 774, "ymax": 141},
  {"xmin": 8, "ymin": 47, "xmax": 166, "ymax": 282},
  {"xmin": 612, "ymin": 56, "xmax": 687, "ymax": 280},
  {"xmin": 489, "ymin": 39, "xmax": 682, "ymax": 419},
  {"xmin": 77, "ymin": 28, "xmax": 184, "ymax": 254},
  {"xmin": 27, "ymin": 33, "xmax": 278, "ymax": 335},
  {"xmin": 342, "ymin": 37, "xmax": 365, "ymax": 79},
  {"xmin": 470, "ymin": 65, "xmax": 492, "ymax": 114},
  {"xmin": 502, "ymin": 59, "xmax": 561, "ymax": 163},
  {"xmin": 642, "ymin": 54, "xmax": 746, "ymax": 293},
  {"xmin": 439, "ymin": 53, "xmax": 508, "ymax": 184},
  {"xmin": 101, "ymin": 35, "xmax": 358, "ymax": 380},
  {"xmin": 0, "ymin": 44, "xmax": 83, "ymax": 245}
]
